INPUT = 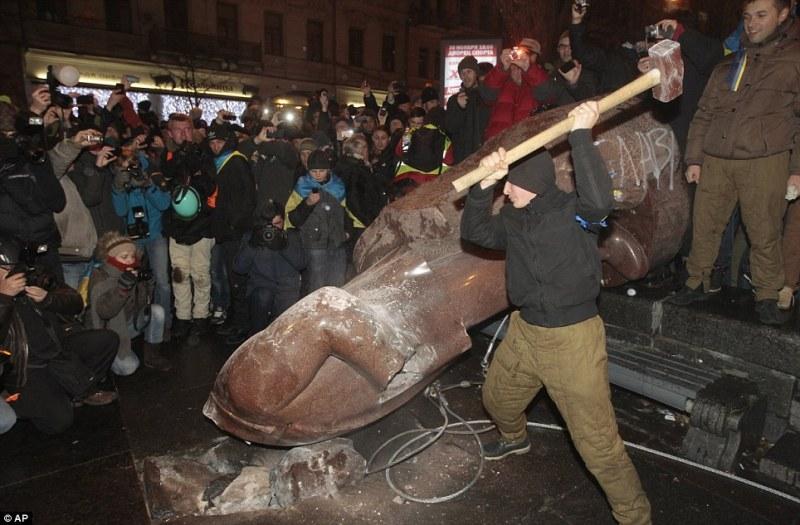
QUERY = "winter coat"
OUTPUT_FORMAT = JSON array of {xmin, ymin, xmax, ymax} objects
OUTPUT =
[
  {"xmin": 87, "ymin": 263, "xmax": 152, "ymax": 368},
  {"xmin": 685, "ymin": 18, "xmax": 800, "ymax": 172},
  {"xmin": 445, "ymin": 84, "xmax": 492, "ymax": 163},
  {"xmin": 0, "ymin": 285, "xmax": 84, "ymax": 368},
  {"xmin": 70, "ymin": 152, "xmax": 124, "ymax": 238},
  {"xmin": 112, "ymin": 180, "xmax": 171, "ymax": 241},
  {"xmin": 334, "ymin": 155, "xmax": 389, "ymax": 227},
  {"xmin": 211, "ymin": 151, "xmax": 256, "ymax": 243},
  {"xmin": 0, "ymin": 152, "xmax": 66, "ymax": 248},
  {"xmin": 285, "ymin": 173, "xmax": 363, "ymax": 250},
  {"xmin": 53, "ymin": 146, "xmax": 102, "ymax": 261},
  {"xmin": 234, "ymin": 230, "xmax": 306, "ymax": 293},
  {"xmin": 483, "ymin": 63, "xmax": 549, "ymax": 139},
  {"xmin": 460, "ymin": 130, "xmax": 612, "ymax": 328},
  {"xmin": 238, "ymin": 138, "xmax": 299, "ymax": 211}
]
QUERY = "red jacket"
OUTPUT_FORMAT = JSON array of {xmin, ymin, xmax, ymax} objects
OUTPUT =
[{"xmin": 483, "ymin": 63, "xmax": 548, "ymax": 140}]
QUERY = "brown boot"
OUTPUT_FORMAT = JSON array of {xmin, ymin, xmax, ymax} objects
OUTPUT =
[{"xmin": 143, "ymin": 342, "xmax": 172, "ymax": 372}]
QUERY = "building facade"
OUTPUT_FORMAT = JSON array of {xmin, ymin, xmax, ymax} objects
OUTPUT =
[{"xmin": 0, "ymin": 0, "xmax": 502, "ymax": 115}]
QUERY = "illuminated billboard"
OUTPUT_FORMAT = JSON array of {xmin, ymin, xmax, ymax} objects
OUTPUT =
[{"xmin": 440, "ymin": 39, "xmax": 502, "ymax": 101}]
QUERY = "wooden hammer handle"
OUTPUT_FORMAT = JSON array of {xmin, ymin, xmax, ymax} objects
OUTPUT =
[{"xmin": 451, "ymin": 69, "xmax": 662, "ymax": 193}]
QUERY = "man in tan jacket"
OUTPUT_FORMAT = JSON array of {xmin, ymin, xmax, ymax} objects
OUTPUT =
[{"xmin": 670, "ymin": 0, "xmax": 800, "ymax": 325}]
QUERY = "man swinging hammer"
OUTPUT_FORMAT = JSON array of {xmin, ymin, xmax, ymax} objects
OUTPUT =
[{"xmin": 460, "ymin": 101, "xmax": 652, "ymax": 525}]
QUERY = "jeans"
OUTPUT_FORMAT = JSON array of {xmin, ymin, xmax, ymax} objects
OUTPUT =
[
  {"xmin": 111, "ymin": 304, "xmax": 166, "ymax": 376},
  {"xmin": 210, "ymin": 243, "xmax": 230, "ymax": 312},
  {"xmin": 140, "ymin": 236, "xmax": 172, "ymax": 330},
  {"xmin": 303, "ymin": 247, "xmax": 347, "ymax": 296},
  {"xmin": 248, "ymin": 285, "xmax": 300, "ymax": 335},
  {"xmin": 62, "ymin": 261, "xmax": 92, "ymax": 290}
]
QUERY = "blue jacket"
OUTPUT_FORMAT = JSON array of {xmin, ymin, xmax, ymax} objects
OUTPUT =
[
  {"xmin": 112, "ymin": 184, "xmax": 171, "ymax": 241},
  {"xmin": 234, "ymin": 230, "xmax": 306, "ymax": 292}
]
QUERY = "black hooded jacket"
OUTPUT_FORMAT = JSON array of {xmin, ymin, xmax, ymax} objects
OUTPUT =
[{"xmin": 460, "ymin": 130, "xmax": 612, "ymax": 328}]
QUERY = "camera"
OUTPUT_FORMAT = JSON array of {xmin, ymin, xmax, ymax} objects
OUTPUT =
[
  {"xmin": 0, "ymin": 116, "xmax": 47, "ymax": 163},
  {"xmin": 510, "ymin": 47, "xmax": 522, "ymax": 61},
  {"xmin": 559, "ymin": 60, "xmax": 577, "ymax": 74},
  {"xmin": 9, "ymin": 243, "xmax": 57, "ymax": 292},
  {"xmin": 76, "ymin": 95, "xmax": 94, "ymax": 105},
  {"xmin": 645, "ymin": 24, "xmax": 674, "ymax": 40},
  {"xmin": 86, "ymin": 134, "xmax": 104, "ymax": 144},
  {"xmin": 574, "ymin": 0, "xmax": 590, "ymax": 11},
  {"xmin": 126, "ymin": 206, "xmax": 149, "ymax": 240},
  {"xmin": 250, "ymin": 223, "xmax": 288, "ymax": 250}
]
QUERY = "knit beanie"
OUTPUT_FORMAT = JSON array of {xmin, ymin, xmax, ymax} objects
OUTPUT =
[
  {"xmin": 97, "ymin": 231, "xmax": 136, "ymax": 261},
  {"xmin": 394, "ymin": 93, "xmax": 411, "ymax": 106},
  {"xmin": 507, "ymin": 150, "xmax": 555, "ymax": 195},
  {"xmin": 421, "ymin": 86, "xmax": 439, "ymax": 104},
  {"xmin": 458, "ymin": 55, "xmax": 480, "ymax": 74},
  {"xmin": 307, "ymin": 149, "xmax": 331, "ymax": 170}
]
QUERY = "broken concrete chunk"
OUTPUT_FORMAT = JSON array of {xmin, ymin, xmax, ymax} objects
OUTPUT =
[
  {"xmin": 270, "ymin": 438, "xmax": 366, "ymax": 508},
  {"xmin": 209, "ymin": 466, "xmax": 272, "ymax": 515},
  {"xmin": 143, "ymin": 456, "xmax": 219, "ymax": 519}
]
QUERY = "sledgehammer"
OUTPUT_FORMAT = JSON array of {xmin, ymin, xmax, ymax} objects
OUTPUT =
[{"xmin": 451, "ymin": 39, "xmax": 684, "ymax": 193}]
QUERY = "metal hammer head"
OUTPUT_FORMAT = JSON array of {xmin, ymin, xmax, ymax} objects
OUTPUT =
[{"xmin": 648, "ymin": 39, "xmax": 684, "ymax": 103}]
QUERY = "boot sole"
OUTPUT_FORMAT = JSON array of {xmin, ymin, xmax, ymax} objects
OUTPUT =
[{"xmin": 483, "ymin": 442, "xmax": 531, "ymax": 461}]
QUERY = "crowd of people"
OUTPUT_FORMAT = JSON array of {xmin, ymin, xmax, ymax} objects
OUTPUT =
[{"xmin": 0, "ymin": 0, "xmax": 797, "ymax": 456}]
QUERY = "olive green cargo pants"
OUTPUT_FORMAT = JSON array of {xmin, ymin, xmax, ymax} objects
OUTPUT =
[
  {"xmin": 686, "ymin": 152, "xmax": 790, "ymax": 301},
  {"xmin": 483, "ymin": 312, "xmax": 651, "ymax": 525}
]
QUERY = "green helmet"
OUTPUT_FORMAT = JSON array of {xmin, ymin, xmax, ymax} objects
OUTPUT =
[{"xmin": 171, "ymin": 186, "xmax": 200, "ymax": 221}]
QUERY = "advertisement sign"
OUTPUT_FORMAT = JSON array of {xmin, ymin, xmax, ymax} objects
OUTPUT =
[{"xmin": 440, "ymin": 39, "xmax": 501, "ymax": 101}]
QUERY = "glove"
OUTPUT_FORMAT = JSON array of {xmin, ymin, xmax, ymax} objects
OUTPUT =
[
  {"xmin": 117, "ymin": 271, "xmax": 137, "ymax": 291},
  {"xmin": 113, "ymin": 169, "xmax": 131, "ymax": 191}
]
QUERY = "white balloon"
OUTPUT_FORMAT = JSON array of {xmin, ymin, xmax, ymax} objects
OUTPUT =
[{"xmin": 54, "ymin": 65, "xmax": 80, "ymax": 87}]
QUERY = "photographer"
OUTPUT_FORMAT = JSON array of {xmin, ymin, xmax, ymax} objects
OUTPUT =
[
  {"xmin": 445, "ymin": 55, "xmax": 492, "ymax": 164},
  {"xmin": 0, "ymin": 91, "xmax": 71, "ymax": 281},
  {"xmin": 0, "ymin": 234, "xmax": 119, "ymax": 434},
  {"xmin": 233, "ymin": 201, "xmax": 306, "ymax": 337},
  {"xmin": 569, "ymin": 1, "xmax": 638, "ymax": 94},
  {"xmin": 87, "ymin": 232, "xmax": 171, "ymax": 373},
  {"xmin": 157, "ymin": 113, "xmax": 217, "ymax": 340},
  {"xmin": 111, "ymin": 137, "xmax": 172, "ymax": 337},
  {"xmin": 483, "ymin": 38, "xmax": 549, "ymax": 139},
  {"xmin": 533, "ymin": 31, "xmax": 599, "ymax": 109},
  {"xmin": 363, "ymin": 80, "xmax": 412, "ymax": 120},
  {"xmin": 237, "ymin": 123, "xmax": 299, "ymax": 211}
]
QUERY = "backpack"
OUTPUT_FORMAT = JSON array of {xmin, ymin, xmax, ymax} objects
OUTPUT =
[{"xmin": 402, "ymin": 125, "xmax": 447, "ymax": 174}]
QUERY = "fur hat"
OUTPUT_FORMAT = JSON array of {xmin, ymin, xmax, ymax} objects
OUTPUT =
[
  {"xmin": 298, "ymin": 137, "xmax": 317, "ymax": 153},
  {"xmin": 518, "ymin": 38, "xmax": 542, "ymax": 56},
  {"xmin": 458, "ymin": 55, "xmax": 480, "ymax": 74},
  {"xmin": 507, "ymin": 149, "xmax": 555, "ymax": 195},
  {"xmin": 96, "ymin": 231, "xmax": 137, "ymax": 261}
]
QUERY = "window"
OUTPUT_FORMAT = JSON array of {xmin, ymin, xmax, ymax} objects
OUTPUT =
[
  {"xmin": 217, "ymin": 2, "xmax": 238, "ymax": 41},
  {"xmin": 36, "ymin": 0, "xmax": 67, "ymax": 22},
  {"xmin": 348, "ymin": 28, "xmax": 364, "ymax": 67},
  {"xmin": 458, "ymin": 0, "xmax": 471, "ymax": 26},
  {"xmin": 164, "ymin": 0, "xmax": 188, "ymax": 32},
  {"xmin": 264, "ymin": 11, "xmax": 284, "ymax": 56},
  {"xmin": 479, "ymin": 1, "xmax": 492, "ymax": 32},
  {"xmin": 382, "ymin": 34, "xmax": 396, "ymax": 72},
  {"xmin": 418, "ymin": 47, "xmax": 429, "ymax": 78},
  {"xmin": 434, "ymin": 50, "xmax": 441, "ymax": 80},
  {"xmin": 307, "ymin": 20, "xmax": 324, "ymax": 62},
  {"xmin": 105, "ymin": 0, "xmax": 133, "ymax": 33}
]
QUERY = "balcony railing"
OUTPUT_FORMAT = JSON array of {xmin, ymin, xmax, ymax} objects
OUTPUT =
[
  {"xmin": 23, "ymin": 20, "xmax": 146, "ymax": 60},
  {"xmin": 150, "ymin": 30, "xmax": 262, "ymax": 64}
]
